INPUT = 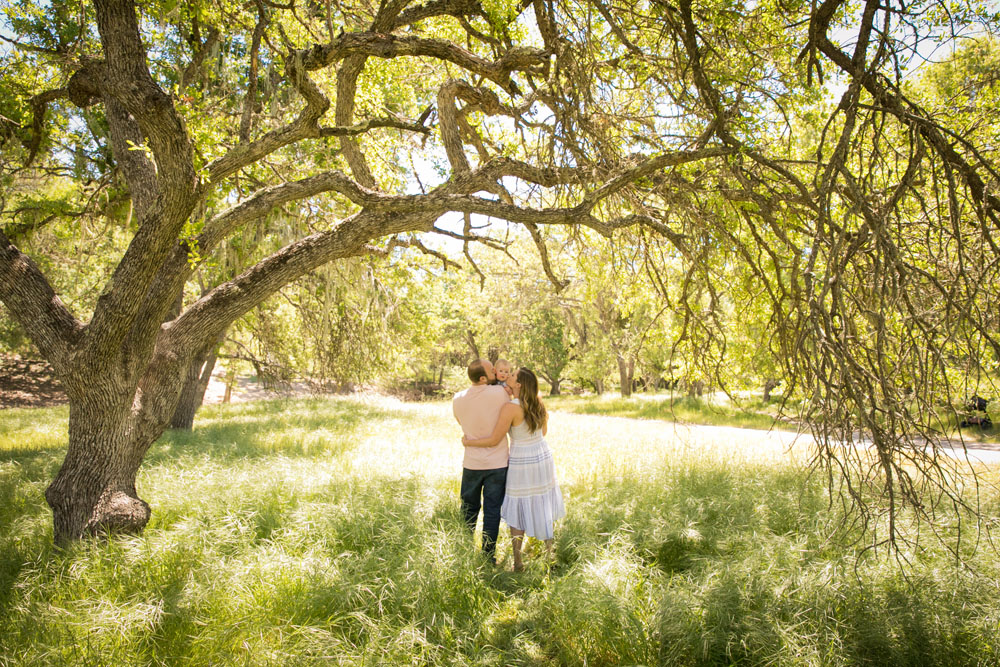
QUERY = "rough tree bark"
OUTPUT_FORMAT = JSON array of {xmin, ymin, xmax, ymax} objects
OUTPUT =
[
  {"xmin": 169, "ymin": 339, "xmax": 221, "ymax": 430},
  {"xmin": 617, "ymin": 355, "xmax": 634, "ymax": 398},
  {"xmin": 762, "ymin": 378, "xmax": 780, "ymax": 403}
]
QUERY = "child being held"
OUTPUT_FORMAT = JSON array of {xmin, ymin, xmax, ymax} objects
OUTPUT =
[{"xmin": 493, "ymin": 359, "xmax": 514, "ymax": 397}]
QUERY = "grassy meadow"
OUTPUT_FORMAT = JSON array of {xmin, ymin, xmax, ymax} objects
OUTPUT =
[
  {"xmin": 546, "ymin": 393, "xmax": 793, "ymax": 432},
  {"xmin": 2, "ymin": 396, "xmax": 1000, "ymax": 666},
  {"xmin": 546, "ymin": 391, "xmax": 1000, "ymax": 446}
]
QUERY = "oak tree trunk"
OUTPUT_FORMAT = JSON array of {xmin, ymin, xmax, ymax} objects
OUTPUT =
[
  {"xmin": 617, "ymin": 356, "xmax": 633, "ymax": 398},
  {"xmin": 44, "ymin": 400, "xmax": 155, "ymax": 544},
  {"xmin": 687, "ymin": 379, "xmax": 705, "ymax": 397},
  {"xmin": 169, "ymin": 341, "xmax": 220, "ymax": 430},
  {"xmin": 763, "ymin": 378, "xmax": 780, "ymax": 402}
]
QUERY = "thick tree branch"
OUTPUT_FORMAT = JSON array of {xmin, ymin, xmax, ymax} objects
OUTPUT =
[
  {"xmin": 300, "ymin": 32, "xmax": 548, "ymax": 88},
  {"xmin": 392, "ymin": 0, "xmax": 480, "ymax": 28},
  {"xmin": 240, "ymin": 5, "xmax": 269, "ymax": 143},
  {"xmin": 25, "ymin": 88, "xmax": 68, "ymax": 166},
  {"xmin": 178, "ymin": 27, "xmax": 221, "ymax": 90},
  {"xmin": 437, "ymin": 79, "xmax": 534, "ymax": 173},
  {"xmin": 318, "ymin": 113, "xmax": 432, "ymax": 137},
  {"xmin": 154, "ymin": 147, "xmax": 721, "ymax": 367},
  {"xmin": 335, "ymin": 56, "xmax": 379, "ymax": 189},
  {"xmin": 0, "ymin": 230, "xmax": 83, "ymax": 373},
  {"xmin": 205, "ymin": 55, "xmax": 331, "ymax": 183},
  {"xmin": 92, "ymin": 0, "xmax": 196, "ymax": 197},
  {"xmin": 64, "ymin": 0, "xmax": 202, "ymax": 370},
  {"xmin": 205, "ymin": 148, "xmax": 733, "ymax": 226},
  {"xmin": 165, "ymin": 209, "xmax": 428, "ymax": 350},
  {"xmin": 197, "ymin": 171, "xmax": 366, "ymax": 250}
]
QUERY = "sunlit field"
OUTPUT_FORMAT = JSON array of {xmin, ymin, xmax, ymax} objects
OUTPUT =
[
  {"xmin": 547, "ymin": 391, "xmax": 1000, "ymax": 446},
  {"xmin": 2, "ymin": 396, "xmax": 1000, "ymax": 665}
]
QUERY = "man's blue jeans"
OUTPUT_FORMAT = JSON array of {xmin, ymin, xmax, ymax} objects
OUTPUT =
[{"xmin": 460, "ymin": 467, "xmax": 507, "ymax": 563}]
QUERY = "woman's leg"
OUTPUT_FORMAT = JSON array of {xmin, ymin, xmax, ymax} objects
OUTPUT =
[
  {"xmin": 510, "ymin": 527, "xmax": 525, "ymax": 571},
  {"xmin": 544, "ymin": 538, "xmax": 554, "ymax": 563}
]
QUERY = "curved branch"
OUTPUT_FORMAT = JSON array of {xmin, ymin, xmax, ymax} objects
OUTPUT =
[
  {"xmin": 197, "ymin": 171, "xmax": 366, "ymax": 250},
  {"xmin": 166, "ymin": 209, "xmax": 428, "ymax": 350},
  {"xmin": 524, "ymin": 221, "xmax": 569, "ymax": 291},
  {"xmin": 206, "ymin": 54, "xmax": 331, "ymax": 183},
  {"xmin": 392, "ymin": 0, "xmax": 480, "ymax": 27},
  {"xmin": 437, "ymin": 79, "xmax": 536, "ymax": 173},
  {"xmin": 93, "ymin": 0, "xmax": 196, "ymax": 197},
  {"xmin": 0, "ymin": 230, "xmax": 83, "ymax": 374},
  {"xmin": 25, "ymin": 87, "xmax": 68, "ymax": 165},
  {"xmin": 300, "ymin": 32, "xmax": 548, "ymax": 88},
  {"xmin": 335, "ymin": 55, "xmax": 378, "ymax": 188},
  {"xmin": 161, "ymin": 145, "xmax": 728, "ymax": 358}
]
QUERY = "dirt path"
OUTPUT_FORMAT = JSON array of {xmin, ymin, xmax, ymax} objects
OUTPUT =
[
  {"xmin": 201, "ymin": 371, "xmax": 317, "ymax": 404},
  {"xmin": 638, "ymin": 420, "xmax": 1000, "ymax": 466}
]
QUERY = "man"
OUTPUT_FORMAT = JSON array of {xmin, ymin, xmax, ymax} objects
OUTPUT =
[{"xmin": 452, "ymin": 358, "xmax": 511, "ymax": 564}]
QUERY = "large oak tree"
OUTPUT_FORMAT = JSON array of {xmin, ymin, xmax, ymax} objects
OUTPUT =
[{"xmin": 2, "ymin": 0, "xmax": 998, "ymax": 547}]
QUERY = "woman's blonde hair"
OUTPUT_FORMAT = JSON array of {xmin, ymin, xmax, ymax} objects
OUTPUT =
[{"xmin": 517, "ymin": 368, "xmax": 547, "ymax": 433}]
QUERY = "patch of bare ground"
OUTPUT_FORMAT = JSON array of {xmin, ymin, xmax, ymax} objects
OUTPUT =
[
  {"xmin": 0, "ymin": 356, "xmax": 67, "ymax": 408},
  {"xmin": 0, "ymin": 356, "xmax": 330, "ymax": 409}
]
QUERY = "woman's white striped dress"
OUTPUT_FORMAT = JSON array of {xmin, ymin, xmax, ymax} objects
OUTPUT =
[{"xmin": 501, "ymin": 402, "xmax": 565, "ymax": 540}]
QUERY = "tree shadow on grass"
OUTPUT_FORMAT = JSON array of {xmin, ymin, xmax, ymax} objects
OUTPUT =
[
  {"xmin": 550, "ymin": 466, "xmax": 997, "ymax": 665},
  {"xmin": 147, "ymin": 397, "xmax": 398, "ymax": 465},
  {"xmin": 0, "ymin": 398, "xmax": 397, "ymax": 469},
  {"xmin": 656, "ymin": 563, "xmax": 990, "ymax": 666},
  {"xmin": 556, "ymin": 464, "xmax": 833, "ymax": 576}
]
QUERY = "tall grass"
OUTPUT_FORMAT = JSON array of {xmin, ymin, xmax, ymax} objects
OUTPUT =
[{"xmin": 1, "ymin": 396, "xmax": 999, "ymax": 665}]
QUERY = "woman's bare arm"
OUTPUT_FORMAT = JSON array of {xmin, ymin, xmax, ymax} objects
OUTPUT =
[{"xmin": 462, "ymin": 403, "xmax": 520, "ymax": 447}]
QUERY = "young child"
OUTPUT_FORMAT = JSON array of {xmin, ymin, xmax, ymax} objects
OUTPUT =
[{"xmin": 493, "ymin": 359, "xmax": 514, "ymax": 396}]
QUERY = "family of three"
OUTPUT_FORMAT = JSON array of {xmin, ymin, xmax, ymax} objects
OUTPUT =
[{"xmin": 452, "ymin": 358, "xmax": 565, "ymax": 571}]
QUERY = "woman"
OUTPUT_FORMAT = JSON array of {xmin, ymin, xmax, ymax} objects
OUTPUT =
[{"xmin": 463, "ymin": 367, "xmax": 565, "ymax": 571}]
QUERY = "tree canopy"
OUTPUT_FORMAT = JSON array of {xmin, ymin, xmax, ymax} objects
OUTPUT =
[{"xmin": 1, "ymin": 0, "xmax": 999, "ymax": 547}]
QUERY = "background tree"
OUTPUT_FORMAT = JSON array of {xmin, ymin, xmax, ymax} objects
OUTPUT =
[
  {"xmin": 565, "ymin": 236, "xmax": 668, "ymax": 397},
  {"xmin": 520, "ymin": 303, "xmax": 571, "ymax": 394}
]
